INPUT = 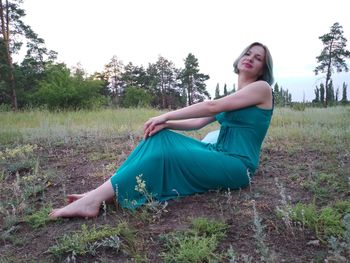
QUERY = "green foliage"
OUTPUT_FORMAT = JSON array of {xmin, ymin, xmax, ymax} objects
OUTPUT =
[
  {"xmin": 122, "ymin": 87, "xmax": 153, "ymax": 108},
  {"xmin": 24, "ymin": 206, "xmax": 52, "ymax": 229},
  {"xmin": 315, "ymin": 22, "xmax": 350, "ymax": 106},
  {"xmin": 34, "ymin": 64, "xmax": 106, "ymax": 110},
  {"xmin": 191, "ymin": 217, "xmax": 227, "ymax": 239},
  {"xmin": 180, "ymin": 53, "xmax": 210, "ymax": 105},
  {"xmin": 290, "ymin": 203, "xmax": 346, "ymax": 240},
  {"xmin": 160, "ymin": 217, "xmax": 227, "ymax": 262},
  {"xmin": 273, "ymin": 82, "xmax": 292, "ymax": 106},
  {"xmin": 162, "ymin": 233, "xmax": 218, "ymax": 263},
  {"xmin": 303, "ymin": 172, "xmax": 346, "ymax": 201},
  {"xmin": 48, "ymin": 222, "xmax": 135, "ymax": 257}
]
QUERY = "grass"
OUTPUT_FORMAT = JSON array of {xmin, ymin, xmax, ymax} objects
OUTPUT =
[
  {"xmin": 288, "ymin": 201, "xmax": 350, "ymax": 241},
  {"xmin": 0, "ymin": 106, "xmax": 349, "ymax": 262},
  {"xmin": 48, "ymin": 222, "xmax": 137, "ymax": 257},
  {"xmin": 24, "ymin": 205, "xmax": 53, "ymax": 229},
  {"xmin": 160, "ymin": 217, "xmax": 228, "ymax": 263}
]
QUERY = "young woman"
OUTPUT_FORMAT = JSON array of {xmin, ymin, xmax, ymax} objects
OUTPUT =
[{"xmin": 49, "ymin": 42, "xmax": 274, "ymax": 218}]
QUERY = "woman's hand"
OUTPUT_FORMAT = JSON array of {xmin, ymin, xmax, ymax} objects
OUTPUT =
[
  {"xmin": 144, "ymin": 123, "xmax": 166, "ymax": 139},
  {"xmin": 143, "ymin": 115, "xmax": 167, "ymax": 139}
]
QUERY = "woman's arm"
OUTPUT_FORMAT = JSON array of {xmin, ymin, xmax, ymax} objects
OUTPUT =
[
  {"xmin": 144, "ymin": 116, "xmax": 215, "ymax": 138},
  {"xmin": 144, "ymin": 81, "xmax": 271, "ymax": 137},
  {"xmin": 165, "ymin": 116, "xmax": 215, "ymax": 131}
]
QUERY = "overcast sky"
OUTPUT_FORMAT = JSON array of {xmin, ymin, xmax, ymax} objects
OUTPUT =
[{"xmin": 20, "ymin": 0, "xmax": 350, "ymax": 101}]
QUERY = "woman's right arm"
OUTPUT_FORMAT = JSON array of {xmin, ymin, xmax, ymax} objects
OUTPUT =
[
  {"xmin": 144, "ymin": 116, "xmax": 215, "ymax": 138},
  {"xmin": 165, "ymin": 116, "xmax": 215, "ymax": 131}
]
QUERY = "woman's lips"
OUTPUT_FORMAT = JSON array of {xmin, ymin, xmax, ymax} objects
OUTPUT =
[{"xmin": 243, "ymin": 62, "xmax": 253, "ymax": 68}]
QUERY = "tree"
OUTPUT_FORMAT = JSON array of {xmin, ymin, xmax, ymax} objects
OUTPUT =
[
  {"xmin": 34, "ymin": 64, "xmax": 105, "ymax": 110},
  {"xmin": 313, "ymin": 86, "xmax": 320, "ymax": 103},
  {"xmin": 103, "ymin": 55, "xmax": 124, "ymax": 106},
  {"xmin": 214, "ymin": 83, "xmax": 220, "ymax": 99},
  {"xmin": 180, "ymin": 53, "xmax": 210, "ymax": 105},
  {"xmin": 0, "ymin": 0, "xmax": 55, "ymax": 111},
  {"xmin": 231, "ymin": 84, "xmax": 236, "ymax": 94},
  {"xmin": 273, "ymin": 82, "xmax": 281, "ymax": 105},
  {"xmin": 147, "ymin": 56, "xmax": 181, "ymax": 109},
  {"xmin": 326, "ymin": 79, "xmax": 334, "ymax": 103},
  {"xmin": 314, "ymin": 22, "xmax": 350, "ymax": 107},
  {"xmin": 122, "ymin": 62, "xmax": 147, "ymax": 89},
  {"xmin": 341, "ymin": 82, "xmax": 348, "ymax": 104},
  {"xmin": 122, "ymin": 86, "xmax": 152, "ymax": 108},
  {"xmin": 320, "ymin": 83, "xmax": 325, "ymax": 103},
  {"xmin": 335, "ymin": 87, "xmax": 339, "ymax": 103},
  {"xmin": 223, "ymin": 83, "xmax": 228, "ymax": 96}
]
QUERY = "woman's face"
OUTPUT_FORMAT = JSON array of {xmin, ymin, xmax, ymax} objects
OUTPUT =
[{"xmin": 237, "ymin": 45, "xmax": 266, "ymax": 79}]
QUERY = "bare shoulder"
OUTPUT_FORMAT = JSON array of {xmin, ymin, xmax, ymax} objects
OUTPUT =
[
  {"xmin": 247, "ymin": 80, "xmax": 271, "ymax": 92},
  {"xmin": 248, "ymin": 81, "xmax": 273, "ymax": 108}
]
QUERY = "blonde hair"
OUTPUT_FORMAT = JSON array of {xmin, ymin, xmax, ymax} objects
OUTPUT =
[{"xmin": 233, "ymin": 42, "xmax": 274, "ymax": 85}]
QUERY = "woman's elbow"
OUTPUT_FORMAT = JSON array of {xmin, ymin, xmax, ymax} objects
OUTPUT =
[{"xmin": 205, "ymin": 100, "xmax": 221, "ymax": 115}]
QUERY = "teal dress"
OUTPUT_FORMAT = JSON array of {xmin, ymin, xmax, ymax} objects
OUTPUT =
[{"xmin": 110, "ymin": 105, "xmax": 273, "ymax": 209}]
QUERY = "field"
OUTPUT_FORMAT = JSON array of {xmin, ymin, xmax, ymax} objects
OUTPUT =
[{"xmin": 0, "ymin": 107, "xmax": 349, "ymax": 262}]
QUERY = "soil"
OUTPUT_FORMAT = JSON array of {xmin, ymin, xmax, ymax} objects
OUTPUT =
[{"xmin": 0, "ymin": 133, "xmax": 348, "ymax": 262}]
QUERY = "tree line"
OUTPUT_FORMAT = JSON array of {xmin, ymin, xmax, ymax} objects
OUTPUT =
[{"xmin": 0, "ymin": 0, "xmax": 210, "ymax": 111}]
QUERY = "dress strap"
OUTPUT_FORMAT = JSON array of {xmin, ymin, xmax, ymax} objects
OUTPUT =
[{"xmin": 271, "ymin": 88, "xmax": 275, "ymax": 114}]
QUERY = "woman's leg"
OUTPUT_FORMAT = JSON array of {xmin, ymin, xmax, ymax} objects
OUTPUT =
[
  {"xmin": 67, "ymin": 192, "xmax": 115, "ymax": 204},
  {"xmin": 49, "ymin": 179, "xmax": 115, "ymax": 218}
]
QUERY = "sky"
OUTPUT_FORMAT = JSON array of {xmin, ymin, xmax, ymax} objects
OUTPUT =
[{"xmin": 20, "ymin": 0, "xmax": 350, "ymax": 102}]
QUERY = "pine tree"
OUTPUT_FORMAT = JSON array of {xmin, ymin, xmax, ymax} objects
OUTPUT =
[
  {"xmin": 326, "ymin": 79, "xmax": 335, "ymax": 103},
  {"xmin": 341, "ymin": 82, "xmax": 348, "ymax": 103},
  {"xmin": 215, "ymin": 83, "xmax": 220, "ymax": 99},
  {"xmin": 231, "ymin": 84, "xmax": 236, "ymax": 93},
  {"xmin": 0, "ymin": 0, "xmax": 55, "ymax": 110},
  {"xmin": 180, "ymin": 53, "xmax": 210, "ymax": 105},
  {"xmin": 315, "ymin": 22, "xmax": 350, "ymax": 107},
  {"xmin": 320, "ymin": 83, "xmax": 325, "ymax": 103},
  {"xmin": 335, "ymin": 87, "xmax": 339, "ymax": 102},
  {"xmin": 314, "ymin": 86, "xmax": 320, "ymax": 102},
  {"xmin": 223, "ymin": 83, "xmax": 228, "ymax": 96}
]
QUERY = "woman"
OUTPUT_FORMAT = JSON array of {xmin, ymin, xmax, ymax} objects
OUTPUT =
[{"xmin": 49, "ymin": 42, "xmax": 274, "ymax": 218}]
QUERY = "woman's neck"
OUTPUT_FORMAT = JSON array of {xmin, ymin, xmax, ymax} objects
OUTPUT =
[{"xmin": 237, "ymin": 75, "xmax": 257, "ymax": 90}]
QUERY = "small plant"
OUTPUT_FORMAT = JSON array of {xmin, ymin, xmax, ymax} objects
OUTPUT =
[
  {"xmin": 24, "ymin": 206, "xmax": 52, "ymax": 229},
  {"xmin": 289, "ymin": 202, "xmax": 345, "ymax": 241},
  {"xmin": 274, "ymin": 178, "xmax": 294, "ymax": 235},
  {"xmin": 48, "ymin": 222, "xmax": 136, "ymax": 257},
  {"xmin": 191, "ymin": 216, "xmax": 227, "ymax": 239},
  {"xmin": 134, "ymin": 174, "xmax": 168, "ymax": 222},
  {"xmin": 327, "ymin": 214, "xmax": 350, "ymax": 261},
  {"xmin": 252, "ymin": 200, "xmax": 275, "ymax": 263},
  {"xmin": 160, "ymin": 217, "xmax": 228, "ymax": 263}
]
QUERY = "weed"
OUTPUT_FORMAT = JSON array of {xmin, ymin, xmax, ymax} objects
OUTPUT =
[
  {"xmin": 24, "ymin": 205, "xmax": 52, "ymax": 229},
  {"xmin": 191, "ymin": 216, "xmax": 227, "ymax": 239},
  {"xmin": 226, "ymin": 245, "xmax": 253, "ymax": 263},
  {"xmin": 289, "ymin": 202, "xmax": 346, "ymax": 241},
  {"xmin": 134, "ymin": 174, "xmax": 169, "ymax": 222},
  {"xmin": 48, "ymin": 222, "xmax": 137, "ymax": 258},
  {"xmin": 327, "ymin": 214, "xmax": 349, "ymax": 263},
  {"xmin": 252, "ymin": 200, "xmax": 275, "ymax": 263},
  {"xmin": 160, "ymin": 217, "xmax": 228, "ymax": 263},
  {"xmin": 274, "ymin": 178, "xmax": 294, "ymax": 235}
]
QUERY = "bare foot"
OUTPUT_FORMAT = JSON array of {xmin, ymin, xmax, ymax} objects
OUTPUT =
[
  {"xmin": 49, "ymin": 195, "xmax": 101, "ymax": 218},
  {"xmin": 67, "ymin": 193, "xmax": 87, "ymax": 204}
]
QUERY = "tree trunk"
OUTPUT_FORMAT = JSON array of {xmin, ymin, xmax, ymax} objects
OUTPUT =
[{"xmin": 0, "ymin": 0, "xmax": 17, "ymax": 111}]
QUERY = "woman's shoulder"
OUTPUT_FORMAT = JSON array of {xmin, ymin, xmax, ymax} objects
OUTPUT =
[
  {"xmin": 252, "ymin": 80, "xmax": 271, "ymax": 90},
  {"xmin": 244, "ymin": 80, "xmax": 271, "ymax": 95}
]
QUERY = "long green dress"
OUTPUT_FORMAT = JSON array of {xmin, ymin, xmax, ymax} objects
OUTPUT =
[{"xmin": 110, "ymin": 105, "xmax": 273, "ymax": 209}]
